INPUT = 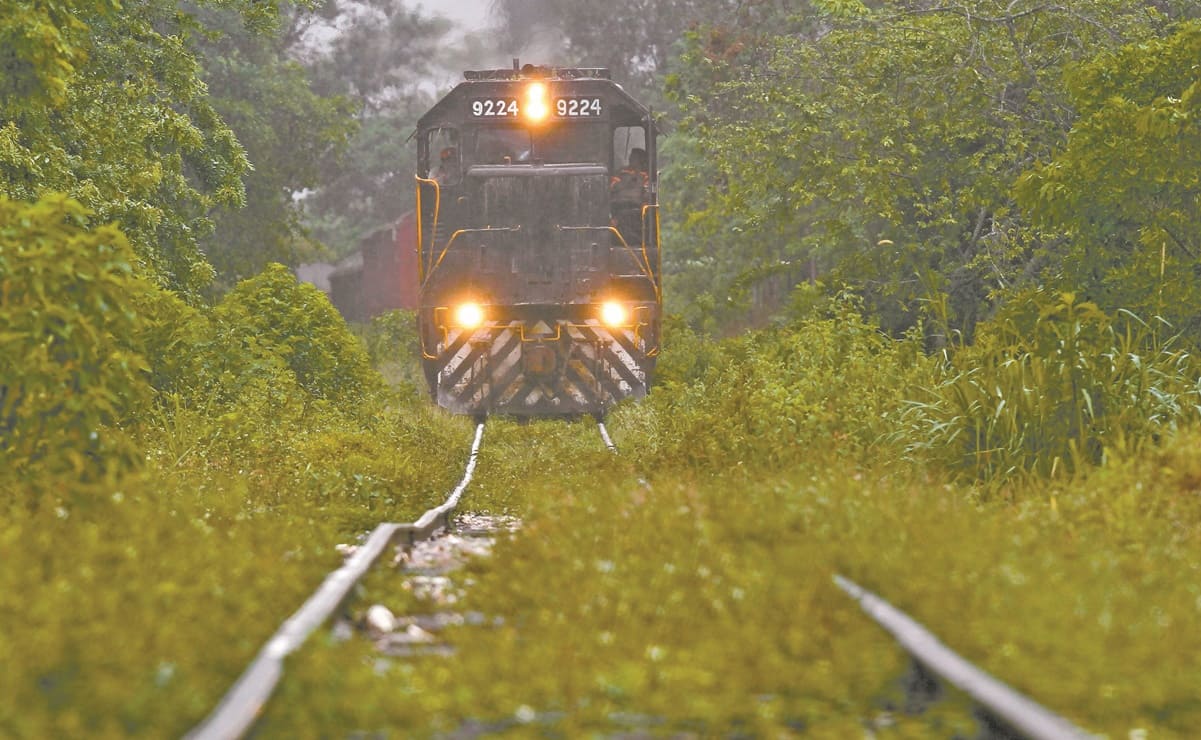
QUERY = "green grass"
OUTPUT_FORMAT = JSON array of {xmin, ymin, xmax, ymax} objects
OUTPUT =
[
  {"xmin": 0, "ymin": 399, "xmax": 475, "ymax": 738},
  {"xmin": 254, "ymin": 307, "xmax": 1201, "ymax": 738},
  {"xmin": 259, "ymin": 415, "xmax": 1201, "ymax": 737},
  {"xmin": 6, "ymin": 264, "xmax": 1201, "ymax": 737}
]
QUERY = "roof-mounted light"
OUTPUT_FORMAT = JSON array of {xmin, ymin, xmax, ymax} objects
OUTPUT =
[{"xmin": 525, "ymin": 82, "xmax": 548, "ymax": 123}]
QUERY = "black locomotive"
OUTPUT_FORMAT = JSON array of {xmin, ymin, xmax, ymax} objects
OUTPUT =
[{"xmin": 414, "ymin": 63, "xmax": 662, "ymax": 417}]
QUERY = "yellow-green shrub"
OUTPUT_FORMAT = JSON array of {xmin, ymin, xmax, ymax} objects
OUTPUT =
[
  {"xmin": 0, "ymin": 194, "xmax": 153, "ymax": 484},
  {"xmin": 625, "ymin": 298, "xmax": 936, "ymax": 471},
  {"xmin": 212, "ymin": 263, "xmax": 379, "ymax": 407},
  {"xmin": 360, "ymin": 309, "xmax": 425, "ymax": 395}
]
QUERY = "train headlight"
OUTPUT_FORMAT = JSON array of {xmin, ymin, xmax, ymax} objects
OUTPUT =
[
  {"xmin": 454, "ymin": 302, "xmax": 485, "ymax": 329},
  {"xmin": 600, "ymin": 301, "xmax": 628, "ymax": 327},
  {"xmin": 525, "ymin": 82, "xmax": 548, "ymax": 122}
]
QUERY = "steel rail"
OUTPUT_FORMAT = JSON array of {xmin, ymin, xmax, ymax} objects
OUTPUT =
[
  {"xmin": 186, "ymin": 422, "xmax": 486, "ymax": 740},
  {"xmin": 833, "ymin": 575, "xmax": 1098, "ymax": 740},
  {"xmin": 597, "ymin": 420, "xmax": 618, "ymax": 453}
]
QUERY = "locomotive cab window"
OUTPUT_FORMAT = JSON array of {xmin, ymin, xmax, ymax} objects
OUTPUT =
[
  {"xmin": 468, "ymin": 123, "xmax": 606, "ymax": 166},
  {"xmin": 610, "ymin": 124, "xmax": 652, "ymax": 248},
  {"xmin": 424, "ymin": 128, "xmax": 460, "ymax": 185},
  {"xmin": 613, "ymin": 126, "xmax": 648, "ymax": 175},
  {"xmin": 537, "ymin": 122, "xmax": 606, "ymax": 164},
  {"xmin": 472, "ymin": 126, "xmax": 531, "ymax": 164}
]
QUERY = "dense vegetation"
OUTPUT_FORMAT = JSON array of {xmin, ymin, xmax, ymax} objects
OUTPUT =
[
  {"xmin": 262, "ymin": 309, "xmax": 1201, "ymax": 737},
  {"xmin": 3, "ymin": 0, "xmax": 1201, "ymax": 736}
]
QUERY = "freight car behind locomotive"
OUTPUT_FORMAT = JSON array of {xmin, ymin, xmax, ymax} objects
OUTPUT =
[{"xmin": 414, "ymin": 64, "xmax": 662, "ymax": 417}]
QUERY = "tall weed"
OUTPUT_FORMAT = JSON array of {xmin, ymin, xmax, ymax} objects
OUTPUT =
[
  {"xmin": 903, "ymin": 290, "xmax": 1201, "ymax": 485},
  {"xmin": 360, "ymin": 309, "xmax": 425, "ymax": 396}
]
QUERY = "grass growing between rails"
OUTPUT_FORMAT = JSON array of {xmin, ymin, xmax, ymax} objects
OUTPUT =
[
  {"xmin": 262, "ymin": 299, "xmax": 1201, "ymax": 737},
  {"xmin": 267, "ymin": 443, "xmax": 1201, "ymax": 736}
]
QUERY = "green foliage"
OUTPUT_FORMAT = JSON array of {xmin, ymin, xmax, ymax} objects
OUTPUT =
[
  {"xmin": 263, "ymin": 351, "xmax": 1201, "ymax": 738},
  {"xmin": 8, "ymin": 234, "xmax": 1201, "ymax": 736},
  {"xmin": 1015, "ymin": 21, "xmax": 1201, "ymax": 336},
  {"xmin": 296, "ymin": 3, "xmax": 449, "ymax": 253},
  {"xmin": 213, "ymin": 263, "xmax": 379, "ymax": 406},
  {"xmin": 0, "ymin": 396, "xmax": 473, "ymax": 737},
  {"xmin": 621, "ymin": 297, "xmax": 936, "ymax": 472},
  {"xmin": 299, "ymin": 111, "xmax": 427, "ymax": 252},
  {"xmin": 492, "ymin": 0, "xmax": 804, "ymax": 106},
  {"xmin": 9, "ymin": 2, "xmax": 1201, "ymax": 737},
  {"xmin": 0, "ymin": 0, "xmax": 107, "ymax": 109},
  {"xmin": 663, "ymin": 1, "xmax": 1188, "ymax": 334},
  {"xmin": 0, "ymin": 194, "xmax": 152, "ymax": 484},
  {"xmin": 0, "ymin": 223, "xmax": 472, "ymax": 736},
  {"xmin": 904, "ymin": 290, "xmax": 1201, "ymax": 485},
  {"xmin": 363, "ymin": 310, "xmax": 417, "ymax": 365},
  {"xmin": 360, "ymin": 309, "xmax": 425, "ymax": 394},
  {"xmin": 190, "ymin": 3, "xmax": 358, "ymax": 286},
  {"xmin": 650, "ymin": 314, "xmax": 723, "ymax": 388},
  {"xmin": 0, "ymin": 0, "xmax": 259, "ymax": 296}
]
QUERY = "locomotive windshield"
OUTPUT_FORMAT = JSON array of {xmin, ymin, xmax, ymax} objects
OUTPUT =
[{"xmin": 469, "ymin": 123, "xmax": 606, "ymax": 166}]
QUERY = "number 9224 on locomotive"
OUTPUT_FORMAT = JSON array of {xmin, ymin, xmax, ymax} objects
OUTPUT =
[{"xmin": 415, "ymin": 63, "xmax": 661, "ymax": 418}]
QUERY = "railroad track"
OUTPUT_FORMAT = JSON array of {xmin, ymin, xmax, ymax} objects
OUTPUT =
[
  {"xmin": 597, "ymin": 417, "xmax": 618, "ymax": 452},
  {"xmin": 187, "ymin": 417, "xmax": 1091, "ymax": 739},
  {"xmin": 186, "ymin": 421, "xmax": 485, "ymax": 740},
  {"xmin": 835, "ymin": 575, "xmax": 1098, "ymax": 740},
  {"xmin": 186, "ymin": 417, "xmax": 617, "ymax": 740}
]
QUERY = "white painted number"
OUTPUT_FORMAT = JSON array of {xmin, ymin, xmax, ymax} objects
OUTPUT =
[
  {"xmin": 471, "ymin": 98, "xmax": 519, "ymax": 117},
  {"xmin": 555, "ymin": 97, "xmax": 602, "ymax": 117}
]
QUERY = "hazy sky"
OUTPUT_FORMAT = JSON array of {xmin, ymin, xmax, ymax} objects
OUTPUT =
[{"xmin": 420, "ymin": 0, "xmax": 493, "ymax": 29}]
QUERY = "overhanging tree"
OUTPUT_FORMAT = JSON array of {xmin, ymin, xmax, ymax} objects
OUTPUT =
[
  {"xmin": 296, "ymin": 0, "xmax": 450, "ymax": 253},
  {"xmin": 665, "ymin": 0, "xmax": 1190, "ymax": 334},
  {"xmin": 188, "ymin": 1, "xmax": 358, "ymax": 288},
  {"xmin": 1016, "ymin": 20, "xmax": 1201, "ymax": 337},
  {"xmin": 0, "ymin": 0, "xmax": 255, "ymax": 298}
]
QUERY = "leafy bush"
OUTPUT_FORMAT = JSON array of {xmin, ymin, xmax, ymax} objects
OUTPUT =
[
  {"xmin": 624, "ymin": 297, "xmax": 935, "ymax": 471},
  {"xmin": 363, "ymin": 309, "xmax": 418, "ymax": 366},
  {"xmin": 360, "ymin": 309, "xmax": 425, "ymax": 395},
  {"xmin": 1015, "ymin": 21, "xmax": 1201, "ymax": 339},
  {"xmin": 212, "ymin": 263, "xmax": 380, "ymax": 407},
  {"xmin": 0, "ymin": 205, "xmax": 484, "ymax": 735},
  {"xmin": 651, "ymin": 314, "xmax": 724, "ymax": 389},
  {"xmin": 148, "ymin": 296, "xmax": 304, "ymax": 421},
  {"xmin": 903, "ymin": 290, "xmax": 1201, "ymax": 484},
  {"xmin": 0, "ymin": 194, "xmax": 154, "ymax": 484}
]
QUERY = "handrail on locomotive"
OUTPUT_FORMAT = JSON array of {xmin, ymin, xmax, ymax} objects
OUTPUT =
[{"xmin": 416, "ymin": 187, "xmax": 660, "ymax": 293}]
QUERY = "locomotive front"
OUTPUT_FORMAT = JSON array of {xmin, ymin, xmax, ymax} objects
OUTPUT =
[{"xmin": 414, "ymin": 65, "xmax": 661, "ymax": 417}]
